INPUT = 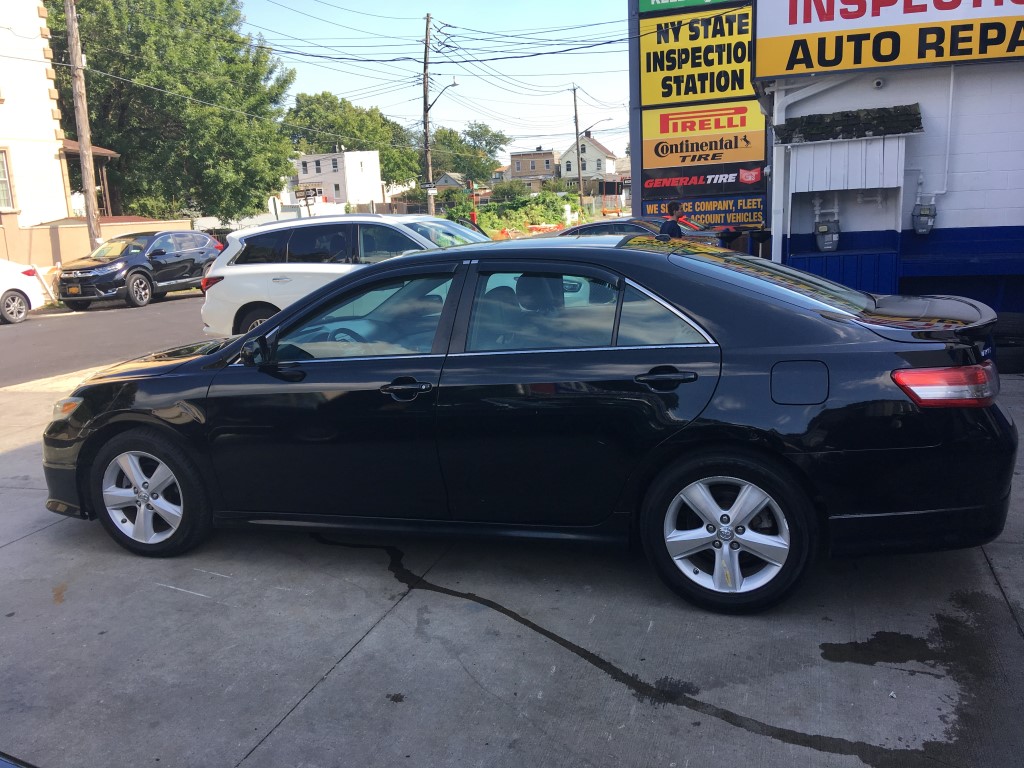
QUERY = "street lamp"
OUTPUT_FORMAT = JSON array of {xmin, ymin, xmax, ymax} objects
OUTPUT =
[
  {"xmin": 423, "ymin": 78, "xmax": 458, "ymax": 215},
  {"xmin": 574, "ymin": 118, "xmax": 611, "ymax": 214}
]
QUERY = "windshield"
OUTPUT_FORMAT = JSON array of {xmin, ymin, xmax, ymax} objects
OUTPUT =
[
  {"xmin": 87, "ymin": 236, "xmax": 151, "ymax": 263},
  {"xmin": 405, "ymin": 219, "xmax": 490, "ymax": 247}
]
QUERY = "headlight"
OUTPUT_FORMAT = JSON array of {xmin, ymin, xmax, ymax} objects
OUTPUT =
[
  {"xmin": 94, "ymin": 261, "xmax": 126, "ymax": 275},
  {"xmin": 52, "ymin": 397, "xmax": 84, "ymax": 420}
]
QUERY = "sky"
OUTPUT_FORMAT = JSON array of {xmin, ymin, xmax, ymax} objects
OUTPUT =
[{"xmin": 237, "ymin": 0, "xmax": 632, "ymax": 165}]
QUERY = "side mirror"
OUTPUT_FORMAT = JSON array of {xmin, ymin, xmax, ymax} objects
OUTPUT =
[
  {"xmin": 238, "ymin": 338, "xmax": 263, "ymax": 367},
  {"xmin": 149, "ymin": 248, "xmax": 167, "ymax": 257}
]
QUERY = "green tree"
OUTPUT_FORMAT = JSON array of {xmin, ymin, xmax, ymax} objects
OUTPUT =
[
  {"xmin": 491, "ymin": 180, "xmax": 529, "ymax": 202},
  {"xmin": 49, "ymin": 0, "xmax": 295, "ymax": 221},
  {"xmin": 541, "ymin": 177, "xmax": 572, "ymax": 193},
  {"xmin": 283, "ymin": 92, "xmax": 419, "ymax": 187},
  {"xmin": 428, "ymin": 122, "xmax": 510, "ymax": 185}
]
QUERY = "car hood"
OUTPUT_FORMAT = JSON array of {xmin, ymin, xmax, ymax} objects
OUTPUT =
[
  {"xmin": 853, "ymin": 294, "xmax": 997, "ymax": 342},
  {"xmin": 61, "ymin": 257, "xmax": 121, "ymax": 271},
  {"xmin": 84, "ymin": 339, "xmax": 231, "ymax": 383}
]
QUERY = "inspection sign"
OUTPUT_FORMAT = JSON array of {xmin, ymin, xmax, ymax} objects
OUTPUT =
[
  {"xmin": 755, "ymin": 1, "xmax": 1024, "ymax": 78},
  {"xmin": 639, "ymin": 6, "xmax": 756, "ymax": 106}
]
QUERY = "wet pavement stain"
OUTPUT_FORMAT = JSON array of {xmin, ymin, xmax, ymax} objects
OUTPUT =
[
  {"xmin": 52, "ymin": 582, "xmax": 67, "ymax": 604},
  {"xmin": 314, "ymin": 536, "xmax": 1023, "ymax": 768}
]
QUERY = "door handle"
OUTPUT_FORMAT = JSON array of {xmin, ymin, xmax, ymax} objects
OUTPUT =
[
  {"xmin": 272, "ymin": 276, "xmax": 292, "ymax": 283},
  {"xmin": 634, "ymin": 370, "xmax": 698, "ymax": 391},
  {"xmin": 380, "ymin": 378, "xmax": 433, "ymax": 400}
]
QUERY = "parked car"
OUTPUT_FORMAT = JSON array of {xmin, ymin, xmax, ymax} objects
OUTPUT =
[
  {"xmin": 555, "ymin": 216, "xmax": 716, "ymax": 239},
  {"xmin": 57, "ymin": 231, "xmax": 223, "ymax": 310},
  {"xmin": 43, "ymin": 235, "xmax": 1016, "ymax": 613},
  {"xmin": 0, "ymin": 259, "xmax": 48, "ymax": 324},
  {"xmin": 200, "ymin": 214, "xmax": 491, "ymax": 336}
]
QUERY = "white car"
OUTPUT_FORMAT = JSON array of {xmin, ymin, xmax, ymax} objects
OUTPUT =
[
  {"xmin": 200, "ymin": 214, "xmax": 490, "ymax": 336},
  {"xmin": 0, "ymin": 259, "xmax": 48, "ymax": 324}
]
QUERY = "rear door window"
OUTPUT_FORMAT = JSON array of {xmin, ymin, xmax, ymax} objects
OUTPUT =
[{"xmin": 286, "ymin": 224, "xmax": 355, "ymax": 264}]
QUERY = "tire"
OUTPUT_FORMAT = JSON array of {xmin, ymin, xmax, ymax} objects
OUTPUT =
[
  {"xmin": 237, "ymin": 306, "xmax": 277, "ymax": 334},
  {"xmin": 64, "ymin": 299, "xmax": 92, "ymax": 311},
  {"xmin": 0, "ymin": 289, "xmax": 29, "ymax": 324},
  {"xmin": 125, "ymin": 272, "xmax": 153, "ymax": 307},
  {"xmin": 640, "ymin": 452, "xmax": 816, "ymax": 613},
  {"xmin": 90, "ymin": 429, "xmax": 212, "ymax": 557}
]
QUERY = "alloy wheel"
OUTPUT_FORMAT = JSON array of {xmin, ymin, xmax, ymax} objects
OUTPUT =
[{"xmin": 100, "ymin": 450, "xmax": 184, "ymax": 545}]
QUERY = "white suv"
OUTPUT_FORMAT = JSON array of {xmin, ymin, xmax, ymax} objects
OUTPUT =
[{"xmin": 200, "ymin": 214, "xmax": 489, "ymax": 336}]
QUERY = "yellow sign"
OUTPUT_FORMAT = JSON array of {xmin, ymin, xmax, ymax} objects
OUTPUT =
[
  {"xmin": 642, "ymin": 101, "xmax": 765, "ymax": 168},
  {"xmin": 639, "ymin": 5, "xmax": 755, "ymax": 106},
  {"xmin": 756, "ymin": 5, "xmax": 1024, "ymax": 78}
]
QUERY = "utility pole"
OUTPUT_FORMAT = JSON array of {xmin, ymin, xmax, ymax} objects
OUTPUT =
[
  {"xmin": 423, "ymin": 14, "xmax": 435, "ymax": 216},
  {"xmin": 63, "ymin": 0, "xmax": 102, "ymax": 249},
  {"xmin": 573, "ymin": 85, "xmax": 584, "ymax": 217}
]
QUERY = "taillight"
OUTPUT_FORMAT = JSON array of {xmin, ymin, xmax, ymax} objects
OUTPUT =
[
  {"xmin": 201, "ymin": 275, "xmax": 224, "ymax": 292},
  {"xmin": 892, "ymin": 361, "xmax": 998, "ymax": 408},
  {"xmin": 21, "ymin": 267, "xmax": 37, "ymax": 277},
  {"xmin": 213, "ymin": 240, "xmax": 225, "ymax": 251}
]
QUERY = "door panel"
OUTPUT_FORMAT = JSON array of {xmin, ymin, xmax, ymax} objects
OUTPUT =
[
  {"xmin": 436, "ymin": 347, "xmax": 720, "ymax": 525},
  {"xmin": 206, "ymin": 357, "xmax": 447, "ymax": 518}
]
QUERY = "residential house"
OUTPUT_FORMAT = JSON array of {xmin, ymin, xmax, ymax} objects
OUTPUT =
[
  {"xmin": 433, "ymin": 172, "xmax": 467, "ymax": 191},
  {"xmin": 560, "ymin": 130, "xmax": 619, "ymax": 196},
  {"xmin": 509, "ymin": 147, "xmax": 560, "ymax": 193},
  {"xmin": 491, "ymin": 165, "xmax": 509, "ymax": 185},
  {"xmin": 292, "ymin": 150, "xmax": 385, "ymax": 208}
]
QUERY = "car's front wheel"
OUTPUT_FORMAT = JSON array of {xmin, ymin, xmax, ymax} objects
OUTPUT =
[
  {"xmin": 0, "ymin": 289, "xmax": 29, "ymax": 323},
  {"xmin": 641, "ymin": 452, "xmax": 816, "ymax": 613},
  {"xmin": 90, "ymin": 429, "xmax": 212, "ymax": 557},
  {"xmin": 125, "ymin": 272, "xmax": 152, "ymax": 307}
]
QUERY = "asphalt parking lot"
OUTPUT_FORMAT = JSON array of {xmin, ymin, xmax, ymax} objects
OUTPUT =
[{"xmin": 1, "ymin": 346, "xmax": 1022, "ymax": 767}]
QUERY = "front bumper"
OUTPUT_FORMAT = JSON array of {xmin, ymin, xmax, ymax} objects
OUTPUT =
[
  {"xmin": 58, "ymin": 276, "xmax": 127, "ymax": 302},
  {"xmin": 43, "ymin": 461, "xmax": 88, "ymax": 519}
]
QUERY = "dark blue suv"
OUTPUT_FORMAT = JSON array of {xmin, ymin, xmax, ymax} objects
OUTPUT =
[{"xmin": 58, "ymin": 230, "xmax": 223, "ymax": 310}]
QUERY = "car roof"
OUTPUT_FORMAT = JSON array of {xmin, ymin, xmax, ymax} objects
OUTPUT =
[{"xmin": 230, "ymin": 214, "xmax": 453, "ymax": 239}]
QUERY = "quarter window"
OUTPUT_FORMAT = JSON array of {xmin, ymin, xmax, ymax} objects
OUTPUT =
[
  {"xmin": 275, "ymin": 274, "xmax": 454, "ymax": 360},
  {"xmin": 233, "ymin": 231, "xmax": 287, "ymax": 265}
]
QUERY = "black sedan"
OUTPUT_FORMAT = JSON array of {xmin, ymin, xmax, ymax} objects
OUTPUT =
[
  {"xmin": 57, "ymin": 231, "xmax": 223, "ymax": 310},
  {"xmin": 555, "ymin": 217, "xmax": 718, "ymax": 239},
  {"xmin": 42, "ymin": 235, "xmax": 1017, "ymax": 612}
]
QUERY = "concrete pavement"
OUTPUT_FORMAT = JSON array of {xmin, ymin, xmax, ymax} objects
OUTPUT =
[{"xmin": 0, "ymin": 367, "xmax": 1021, "ymax": 768}]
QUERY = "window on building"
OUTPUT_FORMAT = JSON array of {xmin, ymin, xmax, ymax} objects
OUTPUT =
[
  {"xmin": 332, "ymin": 158, "xmax": 338, "ymax": 171},
  {"xmin": 597, "ymin": 159, "xmax": 602, "ymax": 171},
  {"xmin": 301, "ymin": 161, "xmax": 308, "ymax": 174},
  {"xmin": 515, "ymin": 160, "xmax": 521, "ymax": 172},
  {"xmin": 582, "ymin": 160, "xmax": 587, "ymax": 171},
  {"xmin": 580, "ymin": 144, "xmax": 586, "ymax": 154},
  {"xmin": 314, "ymin": 160, "xmax": 321, "ymax": 173},
  {"xmin": 334, "ymin": 183, "xmax": 341, "ymax": 198},
  {"xmin": 0, "ymin": 151, "xmax": 12, "ymax": 209},
  {"xmin": 565, "ymin": 161, "xmax": 572, "ymax": 172},
  {"xmin": 530, "ymin": 160, "xmax": 536, "ymax": 170},
  {"xmin": 545, "ymin": 159, "xmax": 550, "ymax": 169}
]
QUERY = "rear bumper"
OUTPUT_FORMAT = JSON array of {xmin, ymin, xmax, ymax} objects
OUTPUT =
[{"xmin": 828, "ymin": 493, "xmax": 1009, "ymax": 556}]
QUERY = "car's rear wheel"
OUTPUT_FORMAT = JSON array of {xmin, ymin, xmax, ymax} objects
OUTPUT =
[
  {"xmin": 63, "ymin": 299, "xmax": 92, "ymax": 311},
  {"xmin": 237, "ymin": 305, "xmax": 277, "ymax": 334},
  {"xmin": 641, "ymin": 453, "xmax": 815, "ymax": 613},
  {"xmin": 0, "ymin": 289, "xmax": 29, "ymax": 323},
  {"xmin": 90, "ymin": 429, "xmax": 212, "ymax": 557},
  {"xmin": 125, "ymin": 272, "xmax": 152, "ymax": 307}
]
